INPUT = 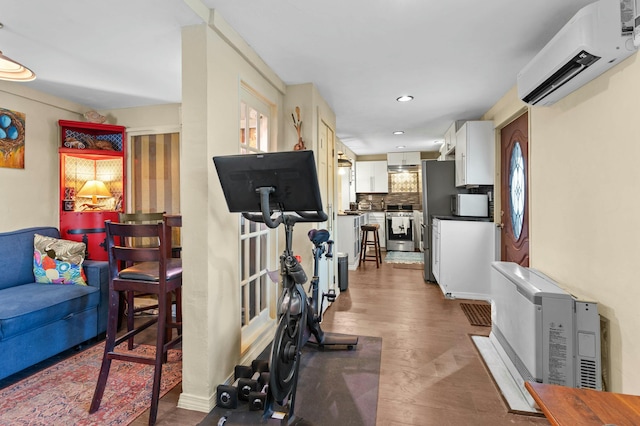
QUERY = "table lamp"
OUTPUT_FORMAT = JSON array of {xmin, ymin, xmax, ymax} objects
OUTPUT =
[{"xmin": 77, "ymin": 179, "xmax": 112, "ymax": 207}]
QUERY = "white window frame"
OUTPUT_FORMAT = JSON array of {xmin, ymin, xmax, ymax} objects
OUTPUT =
[{"xmin": 238, "ymin": 83, "xmax": 278, "ymax": 352}]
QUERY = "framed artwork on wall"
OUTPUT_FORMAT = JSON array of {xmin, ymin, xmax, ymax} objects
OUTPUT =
[{"xmin": 0, "ymin": 107, "xmax": 26, "ymax": 169}]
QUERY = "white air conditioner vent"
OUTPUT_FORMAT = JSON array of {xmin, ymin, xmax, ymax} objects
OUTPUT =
[{"xmin": 518, "ymin": 0, "xmax": 636, "ymax": 106}]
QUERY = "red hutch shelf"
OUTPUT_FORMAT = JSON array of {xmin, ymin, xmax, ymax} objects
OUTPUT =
[{"xmin": 58, "ymin": 120, "xmax": 126, "ymax": 261}]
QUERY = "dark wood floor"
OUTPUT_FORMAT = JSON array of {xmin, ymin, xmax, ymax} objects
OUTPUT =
[
  {"xmin": 141, "ymin": 253, "xmax": 550, "ymax": 425},
  {"xmin": 2, "ymin": 253, "xmax": 551, "ymax": 425}
]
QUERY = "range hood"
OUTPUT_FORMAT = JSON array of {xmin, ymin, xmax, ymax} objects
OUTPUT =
[
  {"xmin": 387, "ymin": 151, "xmax": 420, "ymax": 172},
  {"xmin": 387, "ymin": 164, "xmax": 420, "ymax": 173}
]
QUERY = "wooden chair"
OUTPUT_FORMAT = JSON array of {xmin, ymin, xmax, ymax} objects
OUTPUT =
[
  {"xmin": 89, "ymin": 218, "xmax": 182, "ymax": 426},
  {"xmin": 118, "ymin": 212, "xmax": 165, "ymax": 331},
  {"xmin": 117, "ymin": 212, "xmax": 182, "ymax": 344},
  {"xmin": 359, "ymin": 224, "xmax": 382, "ymax": 268}
]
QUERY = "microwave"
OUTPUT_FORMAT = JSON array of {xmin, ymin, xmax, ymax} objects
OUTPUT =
[{"xmin": 451, "ymin": 194, "xmax": 488, "ymax": 217}]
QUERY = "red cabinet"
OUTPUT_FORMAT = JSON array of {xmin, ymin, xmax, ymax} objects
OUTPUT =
[{"xmin": 58, "ymin": 120, "xmax": 126, "ymax": 261}]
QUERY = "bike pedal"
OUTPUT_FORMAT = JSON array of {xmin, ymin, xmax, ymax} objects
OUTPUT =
[{"xmin": 323, "ymin": 289, "xmax": 337, "ymax": 303}]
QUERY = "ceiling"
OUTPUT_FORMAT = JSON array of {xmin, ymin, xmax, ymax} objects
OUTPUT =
[{"xmin": 1, "ymin": 0, "xmax": 595, "ymax": 156}]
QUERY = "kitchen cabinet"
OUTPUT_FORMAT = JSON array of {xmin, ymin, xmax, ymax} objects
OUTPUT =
[
  {"xmin": 355, "ymin": 160, "xmax": 388, "ymax": 193},
  {"xmin": 387, "ymin": 152, "xmax": 420, "ymax": 167},
  {"xmin": 432, "ymin": 218, "xmax": 499, "ymax": 300},
  {"xmin": 438, "ymin": 143, "xmax": 453, "ymax": 161},
  {"xmin": 337, "ymin": 213, "xmax": 366, "ymax": 269},
  {"xmin": 432, "ymin": 218, "xmax": 441, "ymax": 282},
  {"xmin": 438, "ymin": 121, "xmax": 464, "ymax": 161},
  {"xmin": 58, "ymin": 120, "xmax": 126, "ymax": 261},
  {"xmin": 455, "ymin": 120, "xmax": 494, "ymax": 187},
  {"xmin": 367, "ymin": 212, "xmax": 386, "ymax": 249},
  {"xmin": 444, "ymin": 122, "xmax": 458, "ymax": 153}
]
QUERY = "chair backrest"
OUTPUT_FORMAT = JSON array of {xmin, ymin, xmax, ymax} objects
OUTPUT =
[
  {"xmin": 119, "ymin": 212, "xmax": 165, "ymax": 224},
  {"xmin": 105, "ymin": 221, "xmax": 169, "ymax": 277},
  {"xmin": 118, "ymin": 212, "xmax": 165, "ymax": 249}
]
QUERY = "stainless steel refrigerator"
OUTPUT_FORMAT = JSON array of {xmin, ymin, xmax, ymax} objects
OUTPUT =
[{"xmin": 421, "ymin": 160, "xmax": 466, "ymax": 282}]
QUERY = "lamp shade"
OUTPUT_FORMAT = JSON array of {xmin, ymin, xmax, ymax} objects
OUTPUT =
[
  {"xmin": 0, "ymin": 51, "xmax": 36, "ymax": 82},
  {"xmin": 77, "ymin": 180, "xmax": 112, "ymax": 205}
]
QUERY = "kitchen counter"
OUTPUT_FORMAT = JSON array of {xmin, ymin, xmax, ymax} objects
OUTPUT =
[
  {"xmin": 339, "ymin": 210, "xmax": 384, "ymax": 216},
  {"xmin": 432, "ymin": 215, "xmax": 492, "ymax": 222}
]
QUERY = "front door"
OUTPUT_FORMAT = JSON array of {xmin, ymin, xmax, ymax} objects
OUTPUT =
[{"xmin": 500, "ymin": 112, "xmax": 530, "ymax": 266}]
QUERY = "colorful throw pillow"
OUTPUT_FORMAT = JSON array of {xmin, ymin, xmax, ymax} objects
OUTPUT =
[{"xmin": 33, "ymin": 234, "xmax": 87, "ymax": 285}]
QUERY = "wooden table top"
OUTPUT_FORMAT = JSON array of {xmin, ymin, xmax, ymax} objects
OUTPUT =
[{"xmin": 525, "ymin": 381, "xmax": 640, "ymax": 426}]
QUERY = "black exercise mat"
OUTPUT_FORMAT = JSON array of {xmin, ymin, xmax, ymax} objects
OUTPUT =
[{"xmin": 200, "ymin": 334, "xmax": 382, "ymax": 425}]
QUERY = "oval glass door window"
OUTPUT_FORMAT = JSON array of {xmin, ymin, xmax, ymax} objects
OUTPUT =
[{"xmin": 509, "ymin": 142, "xmax": 525, "ymax": 240}]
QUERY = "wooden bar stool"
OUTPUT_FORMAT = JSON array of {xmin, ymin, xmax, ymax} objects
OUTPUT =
[
  {"xmin": 359, "ymin": 224, "xmax": 382, "ymax": 268},
  {"xmin": 89, "ymin": 218, "xmax": 182, "ymax": 425}
]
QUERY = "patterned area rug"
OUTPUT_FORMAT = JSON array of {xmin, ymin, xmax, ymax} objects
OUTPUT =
[
  {"xmin": 0, "ymin": 343, "xmax": 182, "ymax": 425},
  {"xmin": 383, "ymin": 251, "xmax": 424, "ymax": 264}
]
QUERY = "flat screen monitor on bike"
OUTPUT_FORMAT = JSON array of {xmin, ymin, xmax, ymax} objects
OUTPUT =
[{"xmin": 213, "ymin": 150, "xmax": 324, "ymax": 213}]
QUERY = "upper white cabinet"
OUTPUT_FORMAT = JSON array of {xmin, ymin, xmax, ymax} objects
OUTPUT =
[
  {"xmin": 387, "ymin": 152, "xmax": 420, "ymax": 167},
  {"xmin": 444, "ymin": 122, "xmax": 458, "ymax": 153},
  {"xmin": 455, "ymin": 121, "xmax": 494, "ymax": 187},
  {"xmin": 355, "ymin": 161, "xmax": 388, "ymax": 193}
]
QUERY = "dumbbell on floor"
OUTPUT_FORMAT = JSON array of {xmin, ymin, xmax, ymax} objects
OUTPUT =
[
  {"xmin": 237, "ymin": 360, "xmax": 270, "ymax": 401},
  {"xmin": 216, "ymin": 365, "xmax": 253, "ymax": 409},
  {"xmin": 216, "ymin": 360, "xmax": 270, "ymax": 409},
  {"xmin": 248, "ymin": 371, "xmax": 270, "ymax": 411}
]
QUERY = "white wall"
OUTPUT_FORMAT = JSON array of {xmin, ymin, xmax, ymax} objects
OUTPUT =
[
  {"xmin": 0, "ymin": 82, "xmax": 88, "ymax": 232},
  {"xmin": 177, "ymin": 16, "xmax": 286, "ymax": 412},
  {"xmin": 483, "ymin": 53, "xmax": 640, "ymax": 394}
]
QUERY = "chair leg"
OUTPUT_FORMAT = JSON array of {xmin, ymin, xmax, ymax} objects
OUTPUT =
[
  {"xmin": 149, "ymin": 292, "xmax": 167, "ymax": 426},
  {"xmin": 373, "ymin": 231, "xmax": 379, "ymax": 268},
  {"xmin": 175, "ymin": 288, "xmax": 182, "ymax": 336},
  {"xmin": 127, "ymin": 290, "xmax": 135, "ymax": 350},
  {"xmin": 376, "ymin": 230, "xmax": 383, "ymax": 265},
  {"xmin": 90, "ymin": 287, "xmax": 120, "ymax": 414},
  {"xmin": 358, "ymin": 231, "xmax": 366, "ymax": 266}
]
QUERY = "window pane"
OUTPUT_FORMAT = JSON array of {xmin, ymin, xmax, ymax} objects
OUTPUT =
[
  {"xmin": 509, "ymin": 142, "xmax": 525, "ymax": 240},
  {"xmin": 260, "ymin": 274, "xmax": 267, "ymax": 311},
  {"xmin": 249, "ymin": 237, "xmax": 257, "ymax": 277},
  {"xmin": 259, "ymin": 114, "xmax": 269, "ymax": 151},
  {"xmin": 240, "ymin": 102, "xmax": 246, "ymax": 145},
  {"xmin": 249, "ymin": 108, "xmax": 258, "ymax": 148},
  {"xmin": 241, "ymin": 239, "xmax": 246, "ymax": 281},
  {"xmin": 249, "ymin": 279, "xmax": 256, "ymax": 319},
  {"xmin": 241, "ymin": 289, "xmax": 246, "ymax": 327},
  {"xmin": 260, "ymin": 233, "xmax": 268, "ymax": 271}
]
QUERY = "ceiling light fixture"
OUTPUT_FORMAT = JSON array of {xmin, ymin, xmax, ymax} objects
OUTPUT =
[
  {"xmin": 396, "ymin": 145, "xmax": 406, "ymax": 149},
  {"xmin": 0, "ymin": 50, "xmax": 36, "ymax": 82},
  {"xmin": 396, "ymin": 95, "xmax": 414, "ymax": 102},
  {"xmin": 393, "ymin": 131, "xmax": 404, "ymax": 135},
  {"xmin": 0, "ymin": 24, "xmax": 36, "ymax": 82},
  {"xmin": 337, "ymin": 151, "xmax": 353, "ymax": 168}
]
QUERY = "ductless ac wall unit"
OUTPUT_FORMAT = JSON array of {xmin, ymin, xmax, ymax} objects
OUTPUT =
[
  {"xmin": 517, "ymin": 0, "xmax": 637, "ymax": 106},
  {"xmin": 490, "ymin": 262, "xmax": 602, "ymax": 390}
]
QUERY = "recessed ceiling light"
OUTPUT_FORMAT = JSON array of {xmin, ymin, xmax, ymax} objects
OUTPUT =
[
  {"xmin": 396, "ymin": 145, "xmax": 406, "ymax": 149},
  {"xmin": 396, "ymin": 95, "xmax": 414, "ymax": 102},
  {"xmin": 393, "ymin": 131, "xmax": 404, "ymax": 135}
]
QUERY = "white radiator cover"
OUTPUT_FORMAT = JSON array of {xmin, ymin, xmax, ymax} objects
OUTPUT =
[{"xmin": 490, "ymin": 261, "xmax": 602, "ymax": 390}]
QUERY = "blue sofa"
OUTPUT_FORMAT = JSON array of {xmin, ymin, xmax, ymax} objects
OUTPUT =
[{"xmin": 0, "ymin": 226, "xmax": 109, "ymax": 380}]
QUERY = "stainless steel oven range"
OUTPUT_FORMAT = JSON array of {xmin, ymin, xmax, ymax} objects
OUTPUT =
[{"xmin": 385, "ymin": 204, "xmax": 414, "ymax": 252}]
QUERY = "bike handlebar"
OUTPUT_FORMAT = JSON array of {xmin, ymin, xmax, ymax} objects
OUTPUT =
[{"xmin": 241, "ymin": 186, "xmax": 328, "ymax": 228}]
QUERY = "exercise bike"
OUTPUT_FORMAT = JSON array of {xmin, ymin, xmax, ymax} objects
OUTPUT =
[{"xmin": 213, "ymin": 151, "xmax": 358, "ymax": 425}]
